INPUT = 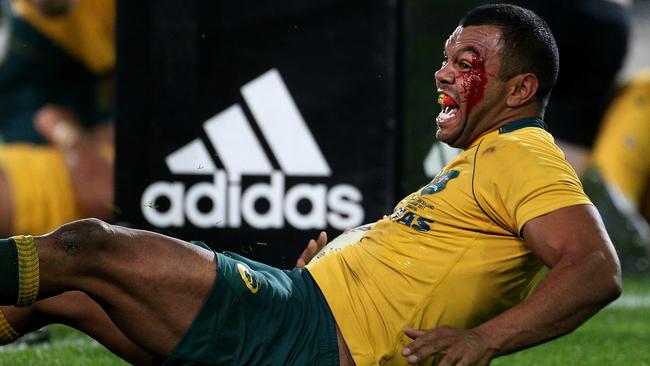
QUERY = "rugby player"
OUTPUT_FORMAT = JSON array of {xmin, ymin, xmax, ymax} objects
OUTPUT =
[
  {"xmin": 585, "ymin": 71, "xmax": 650, "ymax": 270},
  {"xmin": 591, "ymin": 71, "xmax": 650, "ymax": 223},
  {"xmin": 0, "ymin": 4, "xmax": 621, "ymax": 365},
  {"xmin": 0, "ymin": 0, "xmax": 115, "ymax": 236}
]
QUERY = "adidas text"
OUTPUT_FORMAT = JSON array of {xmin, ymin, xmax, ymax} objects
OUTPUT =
[{"xmin": 142, "ymin": 171, "xmax": 363, "ymax": 230}]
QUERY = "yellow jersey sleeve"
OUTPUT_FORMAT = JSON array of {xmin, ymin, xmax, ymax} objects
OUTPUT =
[
  {"xmin": 473, "ymin": 128, "xmax": 592, "ymax": 235},
  {"xmin": 13, "ymin": 0, "xmax": 115, "ymax": 74}
]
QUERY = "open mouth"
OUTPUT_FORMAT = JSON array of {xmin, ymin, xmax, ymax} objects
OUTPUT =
[{"xmin": 436, "ymin": 93, "xmax": 459, "ymax": 124}]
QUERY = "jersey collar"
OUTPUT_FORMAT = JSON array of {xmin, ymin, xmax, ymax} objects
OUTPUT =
[
  {"xmin": 466, "ymin": 118, "xmax": 548, "ymax": 149},
  {"xmin": 498, "ymin": 118, "xmax": 547, "ymax": 134}
]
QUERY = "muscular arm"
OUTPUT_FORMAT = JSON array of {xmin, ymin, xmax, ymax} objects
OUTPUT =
[
  {"xmin": 402, "ymin": 204, "xmax": 622, "ymax": 365},
  {"xmin": 475, "ymin": 204, "xmax": 621, "ymax": 356}
]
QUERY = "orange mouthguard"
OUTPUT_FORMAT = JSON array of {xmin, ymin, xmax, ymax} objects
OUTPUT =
[{"xmin": 438, "ymin": 93, "xmax": 455, "ymax": 106}]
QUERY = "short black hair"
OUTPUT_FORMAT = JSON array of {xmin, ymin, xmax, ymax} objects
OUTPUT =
[{"xmin": 460, "ymin": 3, "xmax": 559, "ymax": 106}]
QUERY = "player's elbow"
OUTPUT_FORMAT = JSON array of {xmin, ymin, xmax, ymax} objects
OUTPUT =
[
  {"xmin": 601, "ymin": 271, "xmax": 622, "ymax": 305},
  {"xmin": 591, "ymin": 249, "xmax": 622, "ymax": 305},
  {"xmin": 605, "ymin": 269, "xmax": 622, "ymax": 304}
]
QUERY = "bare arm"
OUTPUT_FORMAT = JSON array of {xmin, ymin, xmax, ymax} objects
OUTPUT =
[
  {"xmin": 477, "ymin": 204, "xmax": 621, "ymax": 354},
  {"xmin": 402, "ymin": 204, "xmax": 622, "ymax": 365}
]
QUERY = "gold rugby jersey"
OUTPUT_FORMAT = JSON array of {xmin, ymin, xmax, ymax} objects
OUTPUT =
[
  {"xmin": 592, "ymin": 72, "xmax": 650, "ymax": 207},
  {"xmin": 13, "ymin": 0, "xmax": 115, "ymax": 74},
  {"xmin": 308, "ymin": 119, "xmax": 592, "ymax": 365}
]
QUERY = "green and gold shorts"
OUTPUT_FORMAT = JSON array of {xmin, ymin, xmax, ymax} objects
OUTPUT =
[{"xmin": 162, "ymin": 251, "xmax": 339, "ymax": 366}]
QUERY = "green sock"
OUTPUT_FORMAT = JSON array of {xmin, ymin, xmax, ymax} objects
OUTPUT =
[{"xmin": 0, "ymin": 239, "xmax": 19, "ymax": 305}]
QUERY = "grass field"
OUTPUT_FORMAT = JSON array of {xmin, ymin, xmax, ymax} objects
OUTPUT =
[{"xmin": 1, "ymin": 275, "xmax": 648, "ymax": 365}]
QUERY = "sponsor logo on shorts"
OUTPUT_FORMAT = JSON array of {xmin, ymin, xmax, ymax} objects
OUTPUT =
[
  {"xmin": 236, "ymin": 263, "xmax": 259, "ymax": 294},
  {"xmin": 141, "ymin": 69, "xmax": 364, "ymax": 230}
]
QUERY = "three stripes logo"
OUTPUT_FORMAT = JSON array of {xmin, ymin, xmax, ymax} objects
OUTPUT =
[{"xmin": 141, "ymin": 69, "xmax": 364, "ymax": 230}]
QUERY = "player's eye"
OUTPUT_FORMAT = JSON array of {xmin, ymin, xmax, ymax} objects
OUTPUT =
[
  {"xmin": 459, "ymin": 61, "xmax": 471, "ymax": 70},
  {"xmin": 441, "ymin": 56, "xmax": 448, "ymax": 67}
]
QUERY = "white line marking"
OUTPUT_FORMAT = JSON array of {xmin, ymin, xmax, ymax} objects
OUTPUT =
[{"xmin": 608, "ymin": 293, "xmax": 650, "ymax": 309}]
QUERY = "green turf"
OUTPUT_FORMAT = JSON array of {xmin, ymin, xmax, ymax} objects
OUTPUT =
[
  {"xmin": 494, "ymin": 275, "xmax": 650, "ymax": 366},
  {"xmin": 0, "ymin": 325, "xmax": 127, "ymax": 366},
  {"xmin": 0, "ymin": 276, "xmax": 648, "ymax": 365}
]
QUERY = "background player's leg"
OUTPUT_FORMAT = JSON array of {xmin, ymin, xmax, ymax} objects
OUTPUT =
[
  {"xmin": 34, "ymin": 105, "xmax": 114, "ymax": 222},
  {"xmin": 1, "ymin": 291, "xmax": 153, "ymax": 365},
  {"xmin": 16, "ymin": 218, "xmax": 216, "ymax": 358}
]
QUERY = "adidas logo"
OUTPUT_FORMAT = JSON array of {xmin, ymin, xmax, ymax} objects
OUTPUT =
[{"xmin": 141, "ymin": 69, "xmax": 365, "ymax": 230}]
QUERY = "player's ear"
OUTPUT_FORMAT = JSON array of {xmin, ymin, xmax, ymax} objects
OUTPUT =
[{"xmin": 506, "ymin": 73, "xmax": 538, "ymax": 107}]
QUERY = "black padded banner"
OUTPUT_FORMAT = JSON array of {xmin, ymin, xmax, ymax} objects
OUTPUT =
[{"xmin": 115, "ymin": 0, "xmax": 399, "ymax": 267}]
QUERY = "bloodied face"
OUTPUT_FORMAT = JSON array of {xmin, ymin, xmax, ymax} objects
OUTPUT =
[{"xmin": 434, "ymin": 25, "xmax": 511, "ymax": 149}]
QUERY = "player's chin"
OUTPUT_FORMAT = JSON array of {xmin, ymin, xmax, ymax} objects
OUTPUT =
[{"xmin": 435, "ymin": 114, "xmax": 462, "ymax": 145}]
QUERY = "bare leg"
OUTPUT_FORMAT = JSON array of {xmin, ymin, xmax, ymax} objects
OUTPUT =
[
  {"xmin": 2, "ymin": 291, "xmax": 153, "ymax": 365},
  {"xmin": 0, "ymin": 229, "xmax": 337, "ymax": 364},
  {"xmin": 34, "ymin": 105, "xmax": 114, "ymax": 221},
  {"xmin": 26, "ymin": 218, "xmax": 216, "ymax": 358}
]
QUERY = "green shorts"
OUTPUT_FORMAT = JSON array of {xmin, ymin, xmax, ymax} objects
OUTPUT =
[{"xmin": 162, "ymin": 251, "xmax": 339, "ymax": 366}]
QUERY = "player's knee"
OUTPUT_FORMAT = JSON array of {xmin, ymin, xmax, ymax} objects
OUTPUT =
[
  {"xmin": 0, "ymin": 219, "xmax": 117, "ymax": 307},
  {"xmin": 48, "ymin": 218, "xmax": 116, "ymax": 256}
]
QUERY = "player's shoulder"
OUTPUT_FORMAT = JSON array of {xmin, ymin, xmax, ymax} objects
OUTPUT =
[
  {"xmin": 475, "ymin": 119, "xmax": 573, "ymax": 182},
  {"xmin": 479, "ymin": 119, "xmax": 558, "ymax": 160}
]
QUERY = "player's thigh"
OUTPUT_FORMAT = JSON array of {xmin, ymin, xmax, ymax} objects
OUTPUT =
[
  {"xmin": 39, "ymin": 219, "xmax": 217, "ymax": 356},
  {"xmin": 103, "ymin": 228, "xmax": 216, "ymax": 356}
]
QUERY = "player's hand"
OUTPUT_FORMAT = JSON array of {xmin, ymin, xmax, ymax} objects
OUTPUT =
[
  {"xmin": 34, "ymin": 104, "xmax": 83, "ymax": 148},
  {"xmin": 295, "ymin": 231, "xmax": 327, "ymax": 268},
  {"xmin": 401, "ymin": 326, "xmax": 494, "ymax": 366}
]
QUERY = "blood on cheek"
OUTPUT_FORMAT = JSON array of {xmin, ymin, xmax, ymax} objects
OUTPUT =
[{"xmin": 458, "ymin": 56, "xmax": 487, "ymax": 113}]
